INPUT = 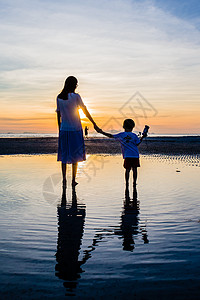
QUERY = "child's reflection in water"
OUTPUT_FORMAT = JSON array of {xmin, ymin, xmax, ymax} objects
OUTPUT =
[
  {"xmin": 55, "ymin": 187, "xmax": 86, "ymax": 295},
  {"xmin": 55, "ymin": 186, "xmax": 149, "ymax": 295},
  {"xmin": 115, "ymin": 186, "xmax": 149, "ymax": 251}
]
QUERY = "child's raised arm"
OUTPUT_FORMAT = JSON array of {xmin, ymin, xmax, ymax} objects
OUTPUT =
[
  {"xmin": 137, "ymin": 125, "xmax": 149, "ymax": 145},
  {"xmin": 137, "ymin": 132, "xmax": 147, "ymax": 145}
]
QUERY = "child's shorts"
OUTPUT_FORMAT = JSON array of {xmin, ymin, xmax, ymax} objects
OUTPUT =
[{"xmin": 123, "ymin": 157, "xmax": 140, "ymax": 169}]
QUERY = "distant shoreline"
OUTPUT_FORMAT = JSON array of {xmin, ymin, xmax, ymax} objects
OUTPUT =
[
  {"xmin": 0, "ymin": 136, "xmax": 200, "ymax": 155},
  {"xmin": 0, "ymin": 133, "xmax": 199, "ymax": 138}
]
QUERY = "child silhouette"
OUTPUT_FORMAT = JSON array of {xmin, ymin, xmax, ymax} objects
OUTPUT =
[{"xmin": 98, "ymin": 119, "xmax": 148, "ymax": 188}]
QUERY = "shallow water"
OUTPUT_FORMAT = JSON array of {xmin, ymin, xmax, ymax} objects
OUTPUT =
[{"xmin": 0, "ymin": 154, "xmax": 200, "ymax": 299}]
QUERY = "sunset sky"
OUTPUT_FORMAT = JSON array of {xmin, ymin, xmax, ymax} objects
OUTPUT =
[{"xmin": 0, "ymin": 0, "xmax": 200, "ymax": 134}]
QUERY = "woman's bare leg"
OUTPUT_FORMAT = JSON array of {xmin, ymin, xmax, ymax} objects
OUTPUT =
[
  {"xmin": 62, "ymin": 163, "xmax": 67, "ymax": 187},
  {"xmin": 72, "ymin": 163, "xmax": 78, "ymax": 186}
]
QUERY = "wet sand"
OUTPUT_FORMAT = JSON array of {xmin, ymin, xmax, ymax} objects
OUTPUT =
[
  {"xmin": 0, "ymin": 136, "xmax": 200, "ymax": 155},
  {"xmin": 0, "ymin": 154, "xmax": 200, "ymax": 299}
]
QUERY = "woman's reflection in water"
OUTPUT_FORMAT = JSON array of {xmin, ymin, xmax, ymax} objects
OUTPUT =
[
  {"xmin": 115, "ymin": 186, "xmax": 149, "ymax": 251},
  {"xmin": 55, "ymin": 187, "xmax": 86, "ymax": 295},
  {"xmin": 55, "ymin": 185, "xmax": 149, "ymax": 295}
]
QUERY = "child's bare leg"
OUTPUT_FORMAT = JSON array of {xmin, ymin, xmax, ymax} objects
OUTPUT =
[
  {"xmin": 133, "ymin": 167, "xmax": 137, "ymax": 187},
  {"xmin": 125, "ymin": 169, "xmax": 130, "ymax": 188},
  {"xmin": 62, "ymin": 163, "xmax": 67, "ymax": 187},
  {"xmin": 72, "ymin": 163, "xmax": 78, "ymax": 186}
]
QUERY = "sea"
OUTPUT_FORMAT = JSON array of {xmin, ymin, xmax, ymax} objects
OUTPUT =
[{"xmin": 0, "ymin": 133, "xmax": 199, "ymax": 138}]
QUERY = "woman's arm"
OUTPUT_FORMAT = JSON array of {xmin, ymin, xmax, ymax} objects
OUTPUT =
[
  {"xmin": 57, "ymin": 111, "xmax": 61, "ymax": 130},
  {"xmin": 81, "ymin": 106, "xmax": 102, "ymax": 133},
  {"xmin": 82, "ymin": 106, "xmax": 113, "ymax": 136},
  {"xmin": 78, "ymin": 94, "xmax": 101, "ymax": 132},
  {"xmin": 82, "ymin": 106, "xmax": 96, "ymax": 126}
]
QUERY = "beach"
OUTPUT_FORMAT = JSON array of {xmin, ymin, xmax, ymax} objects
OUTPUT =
[
  {"xmin": 0, "ymin": 136, "xmax": 200, "ymax": 155},
  {"xmin": 1, "ymin": 0, "xmax": 200, "ymax": 298},
  {"xmin": 1, "ymin": 135, "xmax": 200, "ymax": 300}
]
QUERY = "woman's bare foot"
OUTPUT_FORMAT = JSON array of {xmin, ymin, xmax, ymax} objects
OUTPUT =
[{"xmin": 72, "ymin": 180, "xmax": 78, "ymax": 187}]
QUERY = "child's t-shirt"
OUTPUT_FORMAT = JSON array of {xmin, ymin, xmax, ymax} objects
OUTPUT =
[{"xmin": 113, "ymin": 132, "xmax": 141, "ymax": 158}]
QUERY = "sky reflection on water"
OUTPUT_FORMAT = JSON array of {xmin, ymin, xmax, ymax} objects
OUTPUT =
[{"xmin": 0, "ymin": 154, "xmax": 199, "ymax": 299}]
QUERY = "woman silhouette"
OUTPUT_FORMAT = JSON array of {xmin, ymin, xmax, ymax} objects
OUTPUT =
[{"xmin": 56, "ymin": 76, "xmax": 100, "ymax": 187}]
